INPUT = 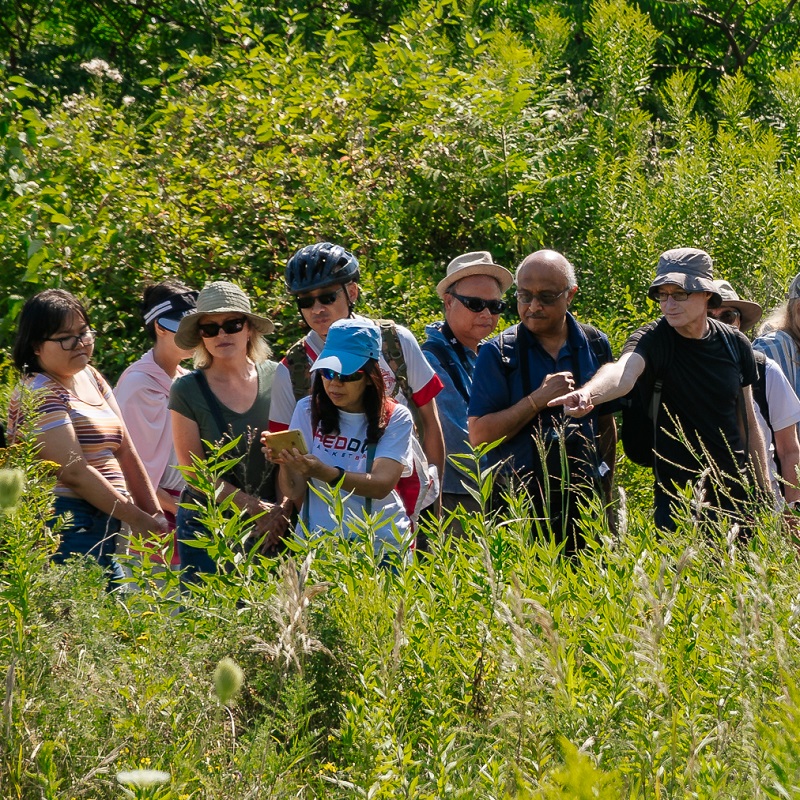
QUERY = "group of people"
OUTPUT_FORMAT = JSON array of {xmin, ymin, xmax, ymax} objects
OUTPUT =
[{"xmin": 9, "ymin": 241, "xmax": 800, "ymax": 584}]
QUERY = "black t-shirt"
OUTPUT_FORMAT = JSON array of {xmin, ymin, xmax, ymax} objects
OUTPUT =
[{"xmin": 621, "ymin": 317, "xmax": 757, "ymax": 492}]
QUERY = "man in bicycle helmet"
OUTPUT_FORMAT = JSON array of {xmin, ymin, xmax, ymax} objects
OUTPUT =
[{"xmin": 269, "ymin": 242, "xmax": 446, "ymax": 516}]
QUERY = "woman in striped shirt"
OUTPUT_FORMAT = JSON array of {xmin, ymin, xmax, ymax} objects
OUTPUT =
[{"xmin": 9, "ymin": 289, "xmax": 167, "ymax": 582}]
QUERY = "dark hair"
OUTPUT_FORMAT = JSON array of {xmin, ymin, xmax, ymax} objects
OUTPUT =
[
  {"xmin": 311, "ymin": 359, "xmax": 388, "ymax": 443},
  {"xmin": 12, "ymin": 289, "xmax": 91, "ymax": 375},
  {"xmin": 141, "ymin": 278, "xmax": 194, "ymax": 340}
]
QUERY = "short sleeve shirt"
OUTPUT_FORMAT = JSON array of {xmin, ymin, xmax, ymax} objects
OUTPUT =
[
  {"xmin": 621, "ymin": 317, "xmax": 757, "ymax": 490},
  {"xmin": 290, "ymin": 397, "xmax": 413, "ymax": 550},
  {"xmin": 169, "ymin": 360, "xmax": 279, "ymax": 500}
]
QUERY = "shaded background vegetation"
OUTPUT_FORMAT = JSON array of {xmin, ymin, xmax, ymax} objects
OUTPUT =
[{"xmin": 4, "ymin": 0, "xmax": 800, "ymax": 378}]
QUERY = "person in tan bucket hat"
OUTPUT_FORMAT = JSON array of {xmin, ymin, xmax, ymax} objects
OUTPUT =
[
  {"xmin": 551, "ymin": 247, "xmax": 771, "ymax": 533},
  {"xmin": 708, "ymin": 279, "xmax": 800, "ymax": 515},
  {"xmin": 422, "ymin": 252, "xmax": 513, "ymax": 530},
  {"xmin": 169, "ymin": 280, "xmax": 292, "ymax": 580}
]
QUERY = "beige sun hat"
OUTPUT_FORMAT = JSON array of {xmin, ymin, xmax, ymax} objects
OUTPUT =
[
  {"xmin": 436, "ymin": 251, "xmax": 513, "ymax": 299},
  {"xmin": 174, "ymin": 280, "xmax": 274, "ymax": 349},
  {"xmin": 712, "ymin": 280, "xmax": 763, "ymax": 333}
]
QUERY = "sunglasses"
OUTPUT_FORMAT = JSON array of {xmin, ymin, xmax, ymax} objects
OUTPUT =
[
  {"xmin": 710, "ymin": 308, "xmax": 741, "ymax": 325},
  {"xmin": 197, "ymin": 317, "xmax": 247, "ymax": 338},
  {"xmin": 296, "ymin": 287, "xmax": 345, "ymax": 310},
  {"xmin": 450, "ymin": 292, "xmax": 507, "ymax": 315},
  {"xmin": 318, "ymin": 368, "xmax": 365, "ymax": 383}
]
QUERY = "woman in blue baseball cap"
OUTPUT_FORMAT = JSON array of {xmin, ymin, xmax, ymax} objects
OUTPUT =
[{"xmin": 264, "ymin": 318, "xmax": 414, "ymax": 558}]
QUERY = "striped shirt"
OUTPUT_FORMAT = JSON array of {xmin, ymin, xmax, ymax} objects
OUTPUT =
[
  {"xmin": 9, "ymin": 366, "xmax": 127, "ymax": 498},
  {"xmin": 753, "ymin": 330, "xmax": 800, "ymax": 399}
]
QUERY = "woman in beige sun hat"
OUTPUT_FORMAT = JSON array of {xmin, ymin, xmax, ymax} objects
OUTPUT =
[{"xmin": 169, "ymin": 281, "xmax": 292, "ymax": 579}]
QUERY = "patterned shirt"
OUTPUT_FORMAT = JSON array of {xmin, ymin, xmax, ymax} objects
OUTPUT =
[{"xmin": 9, "ymin": 366, "xmax": 126, "ymax": 498}]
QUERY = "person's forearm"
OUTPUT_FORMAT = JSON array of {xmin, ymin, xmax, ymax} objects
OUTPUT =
[
  {"xmin": 313, "ymin": 461, "xmax": 401, "ymax": 500},
  {"xmin": 59, "ymin": 462, "xmax": 161, "ymax": 532},
  {"xmin": 745, "ymin": 391, "xmax": 771, "ymax": 493},
  {"xmin": 469, "ymin": 393, "xmax": 543, "ymax": 447},
  {"xmin": 419, "ymin": 401, "xmax": 445, "ymax": 488},
  {"xmin": 117, "ymin": 439, "xmax": 162, "ymax": 515},
  {"xmin": 775, "ymin": 431, "xmax": 800, "ymax": 504}
]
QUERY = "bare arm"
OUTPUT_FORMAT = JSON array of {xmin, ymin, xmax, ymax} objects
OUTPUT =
[
  {"xmin": 38, "ymin": 424, "xmax": 165, "ymax": 536},
  {"xmin": 743, "ymin": 385, "xmax": 771, "ymax": 494},
  {"xmin": 417, "ymin": 398, "xmax": 445, "ymax": 490},
  {"xmin": 171, "ymin": 410, "xmax": 291, "ymax": 541},
  {"xmin": 549, "ymin": 353, "xmax": 647, "ymax": 417},
  {"xmin": 469, "ymin": 371, "xmax": 575, "ymax": 447},
  {"xmin": 773, "ymin": 424, "xmax": 800, "ymax": 505},
  {"xmin": 268, "ymin": 448, "xmax": 405, "ymax": 500}
]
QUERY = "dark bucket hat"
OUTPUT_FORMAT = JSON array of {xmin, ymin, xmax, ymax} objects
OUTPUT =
[{"xmin": 647, "ymin": 247, "xmax": 722, "ymax": 308}]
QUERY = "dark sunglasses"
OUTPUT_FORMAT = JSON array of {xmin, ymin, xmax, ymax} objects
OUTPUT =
[
  {"xmin": 709, "ymin": 308, "xmax": 741, "ymax": 325},
  {"xmin": 450, "ymin": 292, "xmax": 507, "ymax": 314},
  {"xmin": 318, "ymin": 368, "xmax": 365, "ymax": 383},
  {"xmin": 197, "ymin": 317, "xmax": 247, "ymax": 338},
  {"xmin": 296, "ymin": 287, "xmax": 345, "ymax": 310}
]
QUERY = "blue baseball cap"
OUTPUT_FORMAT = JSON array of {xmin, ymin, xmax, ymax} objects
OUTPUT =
[{"xmin": 311, "ymin": 318, "xmax": 382, "ymax": 376}]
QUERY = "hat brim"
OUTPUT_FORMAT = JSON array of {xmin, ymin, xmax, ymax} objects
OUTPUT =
[
  {"xmin": 436, "ymin": 264, "xmax": 514, "ymax": 299},
  {"xmin": 174, "ymin": 309, "xmax": 274, "ymax": 350},
  {"xmin": 311, "ymin": 352, "xmax": 369, "ymax": 376},
  {"xmin": 718, "ymin": 299, "xmax": 763, "ymax": 333},
  {"xmin": 155, "ymin": 314, "xmax": 185, "ymax": 333},
  {"xmin": 648, "ymin": 273, "xmax": 722, "ymax": 309}
]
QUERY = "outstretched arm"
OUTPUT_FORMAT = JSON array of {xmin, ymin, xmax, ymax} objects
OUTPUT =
[{"xmin": 548, "ymin": 353, "xmax": 647, "ymax": 417}]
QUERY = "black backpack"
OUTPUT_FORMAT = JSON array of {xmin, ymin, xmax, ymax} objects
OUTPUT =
[{"xmin": 619, "ymin": 317, "xmax": 744, "ymax": 470}]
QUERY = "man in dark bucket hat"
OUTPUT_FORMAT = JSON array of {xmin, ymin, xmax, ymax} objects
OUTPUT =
[{"xmin": 550, "ymin": 247, "xmax": 770, "ymax": 532}]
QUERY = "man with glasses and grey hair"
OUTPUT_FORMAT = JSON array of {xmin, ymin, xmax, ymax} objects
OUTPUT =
[
  {"xmin": 422, "ymin": 252, "xmax": 513, "ymax": 526},
  {"xmin": 551, "ymin": 247, "xmax": 770, "ymax": 531},
  {"xmin": 468, "ymin": 249, "xmax": 617, "ymax": 553}
]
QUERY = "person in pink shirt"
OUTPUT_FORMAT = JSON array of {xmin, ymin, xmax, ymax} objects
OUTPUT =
[{"xmin": 115, "ymin": 280, "xmax": 197, "ymax": 564}]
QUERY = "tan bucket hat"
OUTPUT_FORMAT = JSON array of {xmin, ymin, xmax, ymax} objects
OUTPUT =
[
  {"xmin": 436, "ymin": 251, "xmax": 513, "ymax": 299},
  {"xmin": 174, "ymin": 281, "xmax": 274, "ymax": 349},
  {"xmin": 712, "ymin": 280, "xmax": 763, "ymax": 332}
]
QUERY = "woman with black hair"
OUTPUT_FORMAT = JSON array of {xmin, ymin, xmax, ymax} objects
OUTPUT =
[
  {"xmin": 8, "ymin": 289, "xmax": 167, "ymax": 580},
  {"xmin": 115, "ymin": 280, "xmax": 197, "ymax": 562},
  {"xmin": 264, "ymin": 318, "xmax": 414, "ymax": 556}
]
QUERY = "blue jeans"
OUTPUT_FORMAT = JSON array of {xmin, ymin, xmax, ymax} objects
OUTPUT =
[
  {"xmin": 50, "ymin": 496, "xmax": 125, "ymax": 584},
  {"xmin": 176, "ymin": 495, "xmax": 218, "ymax": 582}
]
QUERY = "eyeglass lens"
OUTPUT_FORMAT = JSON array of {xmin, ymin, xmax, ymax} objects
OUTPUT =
[
  {"xmin": 452, "ymin": 293, "xmax": 507, "ymax": 314},
  {"xmin": 655, "ymin": 291, "xmax": 689, "ymax": 302},
  {"xmin": 198, "ymin": 317, "xmax": 247, "ymax": 338},
  {"xmin": 49, "ymin": 330, "xmax": 97, "ymax": 350},
  {"xmin": 296, "ymin": 288, "xmax": 343, "ymax": 310},
  {"xmin": 516, "ymin": 289, "xmax": 569, "ymax": 306}
]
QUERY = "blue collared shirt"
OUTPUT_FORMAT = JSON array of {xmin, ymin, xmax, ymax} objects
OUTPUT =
[
  {"xmin": 423, "ymin": 321, "xmax": 481, "ymax": 494},
  {"xmin": 468, "ymin": 313, "xmax": 612, "ymax": 475}
]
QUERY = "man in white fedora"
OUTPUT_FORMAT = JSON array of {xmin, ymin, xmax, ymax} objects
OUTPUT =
[
  {"xmin": 468, "ymin": 249, "xmax": 617, "ymax": 553},
  {"xmin": 422, "ymin": 251, "xmax": 513, "ymax": 526}
]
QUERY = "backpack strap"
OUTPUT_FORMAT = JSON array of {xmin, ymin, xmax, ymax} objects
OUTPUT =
[
  {"xmin": 422, "ymin": 337, "xmax": 470, "ymax": 405},
  {"xmin": 376, "ymin": 319, "xmax": 425, "ymax": 441},
  {"xmin": 284, "ymin": 337, "xmax": 312, "ymax": 402}
]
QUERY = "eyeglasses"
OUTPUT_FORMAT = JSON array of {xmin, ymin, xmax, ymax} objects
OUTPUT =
[
  {"xmin": 318, "ymin": 368, "xmax": 365, "ymax": 383},
  {"xmin": 450, "ymin": 292, "xmax": 507, "ymax": 315},
  {"xmin": 44, "ymin": 329, "xmax": 97, "ymax": 351},
  {"xmin": 296, "ymin": 287, "xmax": 345, "ymax": 310},
  {"xmin": 197, "ymin": 317, "xmax": 247, "ymax": 338},
  {"xmin": 516, "ymin": 288, "xmax": 571, "ymax": 306},
  {"xmin": 655, "ymin": 290, "xmax": 690, "ymax": 303},
  {"xmin": 710, "ymin": 308, "xmax": 741, "ymax": 325}
]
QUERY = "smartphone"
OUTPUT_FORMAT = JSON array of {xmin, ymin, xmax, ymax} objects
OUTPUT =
[{"xmin": 261, "ymin": 428, "xmax": 309, "ymax": 455}]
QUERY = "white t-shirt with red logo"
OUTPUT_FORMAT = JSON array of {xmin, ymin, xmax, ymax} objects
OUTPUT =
[
  {"xmin": 290, "ymin": 396, "xmax": 413, "ymax": 552},
  {"xmin": 269, "ymin": 316, "xmax": 443, "ymax": 432}
]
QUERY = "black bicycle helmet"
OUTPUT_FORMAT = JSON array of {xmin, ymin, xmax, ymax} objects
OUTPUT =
[{"xmin": 285, "ymin": 242, "xmax": 360, "ymax": 294}]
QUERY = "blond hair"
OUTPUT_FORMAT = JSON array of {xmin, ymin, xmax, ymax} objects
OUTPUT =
[{"xmin": 758, "ymin": 298, "xmax": 800, "ymax": 345}]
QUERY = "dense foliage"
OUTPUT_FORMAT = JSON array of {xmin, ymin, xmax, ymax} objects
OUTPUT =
[
  {"xmin": 4, "ymin": 0, "xmax": 800, "ymax": 378},
  {"xmin": 3, "ymin": 440, "xmax": 800, "ymax": 798},
  {"xmin": 5, "ymin": 1, "xmax": 800, "ymax": 795}
]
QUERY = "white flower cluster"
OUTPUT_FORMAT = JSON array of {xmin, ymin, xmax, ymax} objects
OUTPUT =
[{"xmin": 80, "ymin": 58, "xmax": 123, "ymax": 83}]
